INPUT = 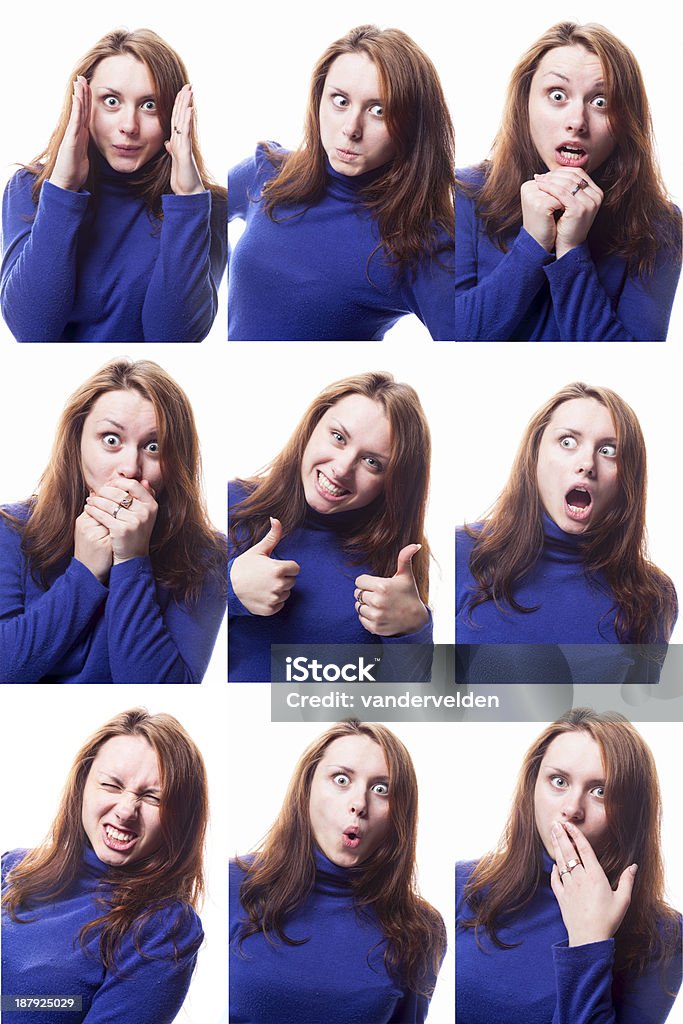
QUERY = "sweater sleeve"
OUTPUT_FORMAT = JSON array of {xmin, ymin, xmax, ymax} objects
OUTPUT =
[
  {"xmin": 104, "ymin": 556, "xmax": 226, "ymax": 683},
  {"xmin": 401, "ymin": 241, "xmax": 455, "ymax": 341},
  {"xmin": 1, "ymin": 173, "xmax": 91, "ymax": 342},
  {"xmin": 388, "ymin": 990, "xmax": 431, "ymax": 1023},
  {"xmin": 85, "ymin": 903, "xmax": 203, "ymax": 1024},
  {"xmin": 543, "ymin": 240, "xmax": 681, "ymax": 342},
  {"xmin": 140, "ymin": 191, "xmax": 227, "ymax": 342},
  {"xmin": 551, "ymin": 936, "xmax": 682, "ymax": 1024},
  {"xmin": 455, "ymin": 181, "xmax": 554, "ymax": 340},
  {"xmin": 0, "ymin": 516, "xmax": 108, "ymax": 683}
]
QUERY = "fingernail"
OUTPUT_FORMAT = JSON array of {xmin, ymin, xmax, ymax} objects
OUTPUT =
[
  {"xmin": 631, "ymin": 863, "xmax": 638, "ymax": 875},
  {"xmin": 551, "ymin": 824, "xmax": 561, "ymax": 839},
  {"xmin": 564, "ymin": 821, "xmax": 574, "ymax": 831}
]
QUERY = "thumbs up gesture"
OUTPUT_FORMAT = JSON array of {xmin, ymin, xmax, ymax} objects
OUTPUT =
[
  {"xmin": 230, "ymin": 518, "xmax": 300, "ymax": 616},
  {"xmin": 354, "ymin": 544, "xmax": 429, "ymax": 637}
]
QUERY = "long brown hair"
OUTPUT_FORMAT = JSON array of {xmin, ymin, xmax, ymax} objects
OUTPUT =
[
  {"xmin": 234, "ymin": 719, "xmax": 446, "ymax": 995},
  {"xmin": 460, "ymin": 22, "xmax": 680, "ymax": 275},
  {"xmin": 0, "ymin": 358, "xmax": 226, "ymax": 602},
  {"xmin": 2, "ymin": 708, "xmax": 208, "ymax": 970},
  {"xmin": 462, "ymin": 382, "xmax": 677, "ymax": 643},
  {"xmin": 25, "ymin": 28, "xmax": 226, "ymax": 215},
  {"xmin": 258, "ymin": 24, "xmax": 454, "ymax": 272},
  {"xmin": 229, "ymin": 371, "xmax": 431, "ymax": 603},
  {"xmin": 460, "ymin": 709, "xmax": 680, "ymax": 982}
]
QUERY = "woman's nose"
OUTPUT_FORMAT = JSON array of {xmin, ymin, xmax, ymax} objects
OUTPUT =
[
  {"xmin": 564, "ymin": 100, "xmax": 587, "ymax": 135},
  {"xmin": 560, "ymin": 795, "xmax": 585, "ymax": 823},
  {"xmin": 119, "ymin": 106, "xmax": 140, "ymax": 135},
  {"xmin": 116, "ymin": 447, "xmax": 143, "ymax": 480},
  {"xmin": 114, "ymin": 792, "xmax": 139, "ymax": 820},
  {"xmin": 574, "ymin": 446, "xmax": 595, "ymax": 477},
  {"xmin": 348, "ymin": 786, "xmax": 367, "ymax": 817},
  {"xmin": 343, "ymin": 111, "xmax": 362, "ymax": 140}
]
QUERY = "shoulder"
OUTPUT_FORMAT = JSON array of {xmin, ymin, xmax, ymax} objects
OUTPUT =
[
  {"xmin": 230, "ymin": 855, "xmax": 253, "ymax": 884},
  {"xmin": 455, "ymin": 165, "xmax": 487, "ymax": 191},
  {"xmin": 456, "ymin": 524, "xmax": 482, "ymax": 559},
  {"xmin": 228, "ymin": 479, "xmax": 254, "ymax": 510},
  {"xmin": 229, "ymin": 143, "xmax": 288, "ymax": 188},
  {"xmin": 2, "ymin": 848, "xmax": 30, "ymax": 885},
  {"xmin": 456, "ymin": 860, "xmax": 481, "ymax": 910},
  {"xmin": 3, "ymin": 168, "xmax": 37, "ymax": 199},
  {"xmin": 0, "ymin": 503, "xmax": 30, "ymax": 544},
  {"xmin": 135, "ymin": 900, "xmax": 203, "ymax": 957}
]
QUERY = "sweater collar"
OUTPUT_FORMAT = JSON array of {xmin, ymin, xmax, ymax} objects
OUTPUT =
[
  {"xmin": 542, "ymin": 512, "xmax": 587, "ymax": 563},
  {"xmin": 304, "ymin": 494, "xmax": 383, "ymax": 533},
  {"xmin": 82, "ymin": 843, "xmax": 115, "ymax": 879},
  {"xmin": 325, "ymin": 159, "xmax": 388, "ymax": 200},
  {"xmin": 313, "ymin": 846, "xmax": 359, "ymax": 894}
]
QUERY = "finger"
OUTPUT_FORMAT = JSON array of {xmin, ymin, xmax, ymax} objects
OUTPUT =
[
  {"xmin": 615, "ymin": 863, "xmax": 638, "ymax": 904},
  {"xmin": 355, "ymin": 573, "xmax": 382, "ymax": 591},
  {"xmin": 561, "ymin": 821, "xmax": 601, "ymax": 872},
  {"xmin": 275, "ymin": 559, "xmax": 300, "ymax": 577},
  {"xmin": 551, "ymin": 822, "xmax": 581, "ymax": 869},
  {"xmin": 252, "ymin": 517, "xmax": 283, "ymax": 557},
  {"xmin": 83, "ymin": 503, "xmax": 116, "ymax": 527},
  {"xmin": 81, "ymin": 76, "xmax": 92, "ymax": 128},
  {"xmin": 550, "ymin": 863, "xmax": 564, "ymax": 898},
  {"xmin": 394, "ymin": 543, "xmax": 421, "ymax": 578},
  {"xmin": 106, "ymin": 476, "xmax": 156, "ymax": 504}
]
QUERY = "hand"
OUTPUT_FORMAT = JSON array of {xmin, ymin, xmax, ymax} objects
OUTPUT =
[
  {"xmin": 84, "ymin": 476, "xmax": 158, "ymax": 564},
  {"xmin": 230, "ymin": 518, "xmax": 300, "ymax": 616},
  {"xmin": 550, "ymin": 820, "xmax": 636, "ymax": 946},
  {"xmin": 520, "ymin": 178, "xmax": 563, "ymax": 252},
  {"xmin": 164, "ymin": 84, "xmax": 204, "ymax": 196},
  {"xmin": 533, "ymin": 169, "xmax": 603, "ymax": 259},
  {"xmin": 74, "ymin": 507, "xmax": 112, "ymax": 583},
  {"xmin": 49, "ymin": 76, "xmax": 91, "ymax": 192},
  {"xmin": 354, "ymin": 544, "xmax": 429, "ymax": 637}
]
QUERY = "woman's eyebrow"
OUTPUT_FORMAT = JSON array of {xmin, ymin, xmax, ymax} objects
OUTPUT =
[
  {"xmin": 95, "ymin": 418, "xmax": 126, "ymax": 431},
  {"xmin": 98, "ymin": 770, "xmax": 161, "ymax": 795},
  {"xmin": 552, "ymin": 426, "xmax": 617, "ymax": 442},
  {"xmin": 330, "ymin": 418, "xmax": 390, "ymax": 459},
  {"xmin": 327, "ymin": 85, "xmax": 383, "ymax": 104},
  {"xmin": 545, "ymin": 764, "xmax": 605, "ymax": 784}
]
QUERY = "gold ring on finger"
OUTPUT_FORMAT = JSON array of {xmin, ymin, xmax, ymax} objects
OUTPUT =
[
  {"xmin": 120, "ymin": 494, "xmax": 133, "ymax": 509},
  {"xmin": 566, "ymin": 858, "xmax": 580, "ymax": 871}
]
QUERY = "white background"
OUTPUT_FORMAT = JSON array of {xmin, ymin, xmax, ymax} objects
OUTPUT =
[{"xmin": 1, "ymin": 0, "xmax": 682, "ymax": 1022}]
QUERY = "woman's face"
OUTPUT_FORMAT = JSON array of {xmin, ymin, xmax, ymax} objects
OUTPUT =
[
  {"xmin": 319, "ymin": 51, "xmax": 397, "ymax": 176},
  {"xmin": 89, "ymin": 54, "xmax": 165, "ymax": 173},
  {"xmin": 309, "ymin": 734, "xmax": 392, "ymax": 868},
  {"xmin": 80, "ymin": 389, "xmax": 164, "ymax": 496},
  {"xmin": 534, "ymin": 730, "xmax": 608, "ymax": 858},
  {"xmin": 301, "ymin": 394, "xmax": 391, "ymax": 515},
  {"xmin": 528, "ymin": 44, "xmax": 616, "ymax": 173},
  {"xmin": 536, "ymin": 397, "xmax": 620, "ymax": 534},
  {"xmin": 81, "ymin": 734, "xmax": 163, "ymax": 867}
]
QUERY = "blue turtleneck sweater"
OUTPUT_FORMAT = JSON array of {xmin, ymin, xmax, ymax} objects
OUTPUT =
[
  {"xmin": 454, "ymin": 165, "xmax": 681, "ymax": 341},
  {"xmin": 228, "ymin": 481, "xmax": 433, "ymax": 681},
  {"xmin": 230, "ymin": 849, "xmax": 439, "ymax": 1023},
  {"xmin": 0, "ymin": 503, "xmax": 227, "ymax": 683},
  {"xmin": 1, "ymin": 847, "xmax": 203, "ymax": 1024},
  {"xmin": 455, "ymin": 516, "xmax": 673, "ymax": 683},
  {"xmin": 1, "ymin": 162, "xmax": 227, "ymax": 342},
  {"xmin": 228, "ymin": 143, "xmax": 454, "ymax": 340},
  {"xmin": 456, "ymin": 854, "xmax": 682, "ymax": 1024}
]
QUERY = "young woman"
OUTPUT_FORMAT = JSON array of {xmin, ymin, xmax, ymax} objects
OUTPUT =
[
  {"xmin": 230, "ymin": 719, "xmax": 446, "ymax": 1023},
  {"xmin": 229, "ymin": 371, "xmax": 433, "ymax": 681},
  {"xmin": 228, "ymin": 24, "xmax": 454, "ymax": 340},
  {"xmin": 456, "ymin": 708, "xmax": 682, "ymax": 1023},
  {"xmin": 455, "ymin": 382, "xmax": 677, "ymax": 682},
  {"xmin": 2, "ymin": 708, "xmax": 207, "ymax": 1023},
  {"xmin": 0, "ymin": 358, "xmax": 226, "ymax": 683},
  {"xmin": 1, "ymin": 28, "xmax": 226, "ymax": 342},
  {"xmin": 455, "ymin": 22, "xmax": 681, "ymax": 341}
]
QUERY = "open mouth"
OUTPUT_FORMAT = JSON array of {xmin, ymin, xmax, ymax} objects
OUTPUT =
[
  {"xmin": 342, "ymin": 827, "xmax": 361, "ymax": 849},
  {"xmin": 565, "ymin": 487, "xmax": 592, "ymax": 521},
  {"xmin": 102, "ymin": 823, "xmax": 138, "ymax": 852},
  {"xmin": 556, "ymin": 145, "xmax": 588, "ymax": 168},
  {"xmin": 316, "ymin": 470, "xmax": 350, "ymax": 500}
]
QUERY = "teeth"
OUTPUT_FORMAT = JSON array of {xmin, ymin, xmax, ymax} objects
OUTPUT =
[
  {"xmin": 318, "ymin": 471, "xmax": 346, "ymax": 497},
  {"xmin": 105, "ymin": 825, "xmax": 135, "ymax": 842}
]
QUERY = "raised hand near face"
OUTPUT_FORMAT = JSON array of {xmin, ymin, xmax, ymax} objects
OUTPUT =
[
  {"xmin": 84, "ymin": 475, "xmax": 159, "ymax": 564},
  {"xmin": 550, "ymin": 819, "xmax": 637, "ymax": 947},
  {"xmin": 50, "ymin": 76, "xmax": 92, "ymax": 192},
  {"xmin": 354, "ymin": 544, "xmax": 429, "ymax": 637},
  {"xmin": 164, "ymin": 84, "xmax": 204, "ymax": 196},
  {"xmin": 230, "ymin": 518, "xmax": 301, "ymax": 616},
  {"xmin": 74, "ymin": 506, "xmax": 112, "ymax": 583},
  {"xmin": 533, "ymin": 168, "xmax": 604, "ymax": 259}
]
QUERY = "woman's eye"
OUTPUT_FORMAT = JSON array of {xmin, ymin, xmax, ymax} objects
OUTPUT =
[
  {"xmin": 101, "ymin": 783, "xmax": 120, "ymax": 791},
  {"xmin": 143, "ymin": 794, "xmax": 161, "ymax": 806},
  {"xmin": 331, "ymin": 431, "xmax": 344, "ymax": 443},
  {"xmin": 102, "ymin": 433, "xmax": 121, "ymax": 448},
  {"xmin": 141, "ymin": 100, "xmax": 157, "ymax": 111},
  {"xmin": 369, "ymin": 103, "xmax": 384, "ymax": 117},
  {"xmin": 364, "ymin": 456, "xmax": 382, "ymax": 472},
  {"xmin": 591, "ymin": 95, "xmax": 607, "ymax": 109},
  {"xmin": 549, "ymin": 89, "xmax": 566, "ymax": 102},
  {"xmin": 591, "ymin": 785, "xmax": 606, "ymax": 799},
  {"xmin": 333, "ymin": 773, "xmax": 350, "ymax": 786},
  {"xmin": 103, "ymin": 96, "xmax": 120, "ymax": 108},
  {"xmin": 598, "ymin": 444, "xmax": 617, "ymax": 457},
  {"xmin": 332, "ymin": 94, "xmax": 348, "ymax": 109},
  {"xmin": 559, "ymin": 436, "xmax": 577, "ymax": 449},
  {"xmin": 371, "ymin": 782, "xmax": 389, "ymax": 796},
  {"xmin": 550, "ymin": 775, "xmax": 568, "ymax": 789},
  {"xmin": 145, "ymin": 440, "xmax": 160, "ymax": 454}
]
